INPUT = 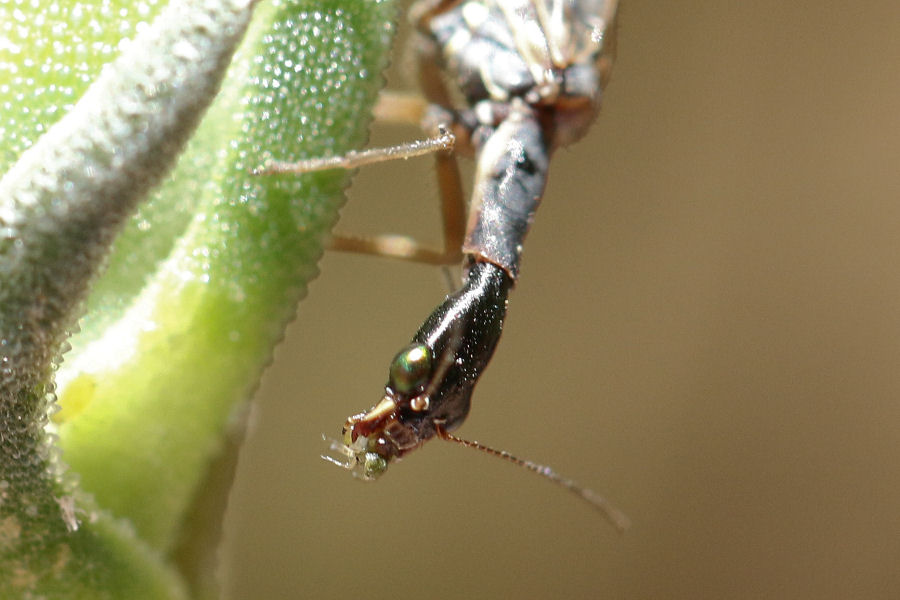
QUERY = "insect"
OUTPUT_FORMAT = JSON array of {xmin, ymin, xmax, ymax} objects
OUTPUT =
[{"xmin": 261, "ymin": 0, "xmax": 625, "ymax": 529}]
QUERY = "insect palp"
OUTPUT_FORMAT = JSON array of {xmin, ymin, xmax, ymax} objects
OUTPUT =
[
  {"xmin": 320, "ymin": 435, "xmax": 354, "ymax": 470},
  {"xmin": 320, "ymin": 434, "xmax": 390, "ymax": 481}
]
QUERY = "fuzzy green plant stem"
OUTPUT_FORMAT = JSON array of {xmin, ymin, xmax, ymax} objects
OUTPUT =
[
  {"xmin": 1, "ymin": 0, "xmax": 398, "ymax": 596},
  {"xmin": 0, "ymin": 0, "xmax": 257, "ymax": 537},
  {"xmin": 0, "ymin": 0, "xmax": 253, "ymax": 597}
]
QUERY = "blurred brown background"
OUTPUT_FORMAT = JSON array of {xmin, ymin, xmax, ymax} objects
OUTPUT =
[{"xmin": 221, "ymin": 1, "xmax": 900, "ymax": 598}]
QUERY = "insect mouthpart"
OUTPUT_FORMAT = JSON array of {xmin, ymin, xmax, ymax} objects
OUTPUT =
[
  {"xmin": 321, "ymin": 433, "xmax": 391, "ymax": 481},
  {"xmin": 321, "ymin": 397, "xmax": 404, "ymax": 480}
]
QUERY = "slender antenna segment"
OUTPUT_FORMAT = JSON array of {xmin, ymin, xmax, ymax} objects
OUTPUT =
[
  {"xmin": 254, "ymin": 128, "xmax": 455, "ymax": 175},
  {"xmin": 436, "ymin": 426, "xmax": 630, "ymax": 532}
]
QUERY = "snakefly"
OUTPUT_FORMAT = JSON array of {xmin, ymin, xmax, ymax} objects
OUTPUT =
[{"xmin": 261, "ymin": 0, "xmax": 626, "ymax": 530}]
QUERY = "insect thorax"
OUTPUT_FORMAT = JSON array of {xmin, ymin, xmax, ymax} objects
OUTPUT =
[{"xmin": 420, "ymin": 0, "xmax": 617, "ymax": 147}]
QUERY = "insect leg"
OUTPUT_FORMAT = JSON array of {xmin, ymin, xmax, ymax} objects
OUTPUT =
[
  {"xmin": 324, "ymin": 140, "xmax": 466, "ymax": 266},
  {"xmin": 321, "ymin": 91, "xmax": 469, "ymax": 266},
  {"xmin": 253, "ymin": 90, "xmax": 468, "ymax": 265}
]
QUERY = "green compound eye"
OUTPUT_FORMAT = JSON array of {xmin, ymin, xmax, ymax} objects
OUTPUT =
[{"xmin": 388, "ymin": 344, "xmax": 433, "ymax": 394}]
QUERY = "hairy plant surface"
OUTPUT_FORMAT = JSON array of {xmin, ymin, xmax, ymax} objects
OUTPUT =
[{"xmin": 0, "ymin": 0, "xmax": 396, "ymax": 596}]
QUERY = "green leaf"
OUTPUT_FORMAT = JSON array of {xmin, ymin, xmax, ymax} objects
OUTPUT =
[{"xmin": 0, "ymin": 0, "xmax": 397, "ymax": 596}]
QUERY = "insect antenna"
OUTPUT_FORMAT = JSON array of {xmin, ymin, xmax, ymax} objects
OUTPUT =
[{"xmin": 435, "ymin": 425, "xmax": 630, "ymax": 533}]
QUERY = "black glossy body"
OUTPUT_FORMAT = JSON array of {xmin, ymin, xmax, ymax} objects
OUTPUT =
[
  {"xmin": 406, "ymin": 261, "xmax": 511, "ymax": 433},
  {"xmin": 340, "ymin": 261, "xmax": 511, "ymax": 468}
]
